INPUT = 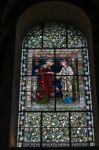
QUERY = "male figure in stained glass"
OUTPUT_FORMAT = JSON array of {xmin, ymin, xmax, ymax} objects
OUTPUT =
[{"xmin": 36, "ymin": 59, "xmax": 55, "ymax": 103}]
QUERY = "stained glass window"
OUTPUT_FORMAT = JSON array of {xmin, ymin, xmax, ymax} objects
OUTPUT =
[{"xmin": 17, "ymin": 23, "xmax": 95, "ymax": 147}]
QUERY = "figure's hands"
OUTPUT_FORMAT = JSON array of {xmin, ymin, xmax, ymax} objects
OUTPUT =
[
  {"xmin": 63, "ymin": 76, "xmax": 67, "ymax": 80},
  {"xmin": 56, "ymin": 76, "xmax": 60, "ymax": 79},
  {"xmin": 56, "ymin": 87, "xmax": 59, "ymax": 92},
  {"xmin": 46, "ymin": 72, "xmax": 54, "ymax": 74},
  {"xmin": 35, "ymin": 69, "xmax": 38, "ymax": 73}
]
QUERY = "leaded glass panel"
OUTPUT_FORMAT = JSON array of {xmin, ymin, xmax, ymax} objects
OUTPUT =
[
  {"xmin": 17, "ymin": 23, "xmax": 95, "ymax": 147},
  {"xmin": 43, "ymin": 23, "xmax": 66, "ymax": 48},
  {"xmin": 22, "ymin": 26, "xmax": 42, "ymax": 48},
  {"xmin": 67, "ymin": 25, "xmax": 88, "ymax": 48}
]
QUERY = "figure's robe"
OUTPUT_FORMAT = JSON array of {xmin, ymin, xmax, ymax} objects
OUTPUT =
[
  {"xmin": 57, "ymin": 66, "xmax": 74, "ymax": 101},
  {"xmin": 36, "ymin": 66, "xmax": 55, "ymax": 101}
]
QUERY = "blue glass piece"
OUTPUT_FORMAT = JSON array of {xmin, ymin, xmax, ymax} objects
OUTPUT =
[{"xmin": 63, "ymin": 95, "xmax": 73, "ymax": 104}]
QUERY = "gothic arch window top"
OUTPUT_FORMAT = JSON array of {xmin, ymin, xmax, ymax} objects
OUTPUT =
[
  {"xmin": 17, "ymin": 23, "xmax": 95, "ymax": 147},
  {"xmin": 22, "ymin": 23, "xmax": 87, "ymax": 49}
]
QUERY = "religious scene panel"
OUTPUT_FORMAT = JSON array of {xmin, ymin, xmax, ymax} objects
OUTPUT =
[{"xmin": 19, "ymin": 48, "xmax": 91, "ymax": 111}]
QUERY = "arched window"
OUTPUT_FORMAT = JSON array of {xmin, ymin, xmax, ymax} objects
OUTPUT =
[{"xmin": 17, "ymin": 23, "xmax": 95, "ymax": 147}]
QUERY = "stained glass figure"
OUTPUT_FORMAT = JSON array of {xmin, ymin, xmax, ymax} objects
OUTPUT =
[
  {"xmin": 56, "ymin": 59, "xmax": 74, "ymax": 103},
  {"xmin": 17, "ymin": 24, "xmax": 95, "ymax": 147}
]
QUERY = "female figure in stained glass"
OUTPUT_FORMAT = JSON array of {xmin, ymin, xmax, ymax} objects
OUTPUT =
[{"xmin": 57, "ymin": 59, "xmax": 74, "ymax": 103}]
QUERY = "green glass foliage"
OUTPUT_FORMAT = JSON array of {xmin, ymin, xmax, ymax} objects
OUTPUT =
[
  {"xmin": 42, "ymin": 128, "xmax": 69, "ymax": 142},
  {"xmin": 71, "ymin": 128, "xmax": 89, "ymax": 142},
  {"xmin": 24, "ymin": 113, "xmax": 40, "ymax": 127},
  {"xmin": 71, "ymin": 112, "xmax": 89, "ymax": 127},
  {"xmin": 67, "ymin": 25, "xmax": 87, "ymax": 48},
  {"xmin": 42, "ymin": 113, "xmax": 69, "ymax": 127},
  {"xmin": 22, "ymin": 26, "xmax": 42, "ymax": 48},
  {"xmin": 43, "ymin": 23, "xmax": 66, "ymax": 48},
  {"xmin": 24, "ymin": 128, "xmax": 40, "ymax": 142}
]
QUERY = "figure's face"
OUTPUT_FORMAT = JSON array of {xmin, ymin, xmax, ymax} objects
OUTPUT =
[
  {"xmin": 47, "ymin": 61, "xmax": 54, "ymax": 66},
  {"xmin": 49, "ymin": 62, "xmax": 54, "ymax": 66},
  {"xmin": 61, "ymin": 60, "xmax": 68, "ymax": 67}
]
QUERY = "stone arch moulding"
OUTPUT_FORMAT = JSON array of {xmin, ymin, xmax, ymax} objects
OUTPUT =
[{"xmin": 9, "ymin": 1, "xmax": 99, "ymax": 147}]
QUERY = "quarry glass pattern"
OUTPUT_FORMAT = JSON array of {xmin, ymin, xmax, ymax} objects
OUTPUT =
[{"xmin": 17, "ymin": 23, "xmax": 95, "ymax": 147}]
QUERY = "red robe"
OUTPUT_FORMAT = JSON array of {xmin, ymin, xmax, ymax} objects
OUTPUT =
[{"xmin": 36, "ymin": 66, "xmax": 55, "ymax": 100}]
